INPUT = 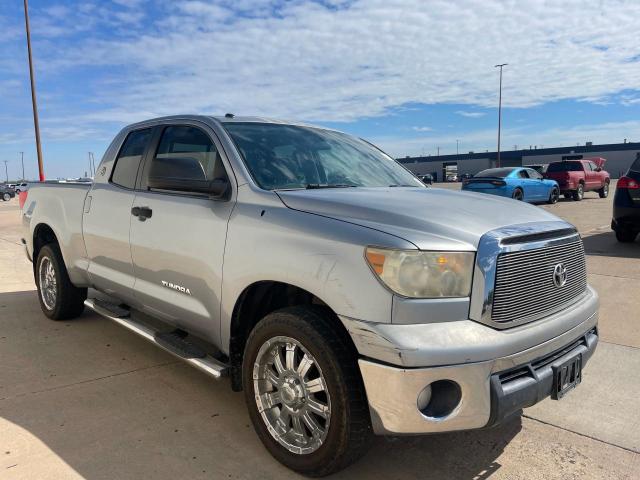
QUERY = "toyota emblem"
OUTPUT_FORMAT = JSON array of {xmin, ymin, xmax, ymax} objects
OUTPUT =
[{"xmin": 553, "ymin": 263, "xmax": 568, "ymax": 287}]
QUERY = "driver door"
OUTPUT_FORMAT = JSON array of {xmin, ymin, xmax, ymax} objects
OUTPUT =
[{"xmin": 129, "ymin": 123, "xmax": 235, "ymax": 344}]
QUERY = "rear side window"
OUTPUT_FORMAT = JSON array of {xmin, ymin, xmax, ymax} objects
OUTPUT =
[
  {"xmin": 547, "ymin": 162, "xmax": 582, "ymax": 172},
  {"xmin": 149, "ymin": 126, "xmax": 227, "ymax": 182},
  {"xmin": 111, "ymin": 128, "xmax": 153, "ymax": 189},
  {"xmin": 630, "ymin": 157, "xmax": 640, "ymax": 172},
  {"xmin": 527, "ymin": 169, "xmax": 543, "ymax": 179},
  {"xmin": 517, "ymin": 170, "xmax": 530, "ymax": 179}
]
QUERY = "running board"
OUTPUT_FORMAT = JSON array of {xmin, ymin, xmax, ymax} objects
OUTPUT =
[{"xmin": 84, "ymin": 299, "xmax": 229, "ymax": 379}]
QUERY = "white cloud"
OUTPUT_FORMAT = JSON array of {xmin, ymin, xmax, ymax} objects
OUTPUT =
[
  {"xmin": 456, "ymin": 111, "xmax": 486, "ymax": 118},
  {"xmin": 412, "ymin": 126, "xmax": 433, "ymax": 132},
  {"xmin": 373, "ymin": 120, "xmax": 640, "ymax": 158},
  {"xmin": 20, "ymin": 0, "xmax": 640, "ymax": 126}
]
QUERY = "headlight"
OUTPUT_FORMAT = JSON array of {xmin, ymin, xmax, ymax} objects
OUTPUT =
[{"xmin": 365, "ymin": 247, "xmax": 474, "ymax": 298}]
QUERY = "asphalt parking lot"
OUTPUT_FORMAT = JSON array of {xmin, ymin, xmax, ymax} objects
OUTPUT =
[{"xmin": 0, "ymin": 182, "xmax": 638, "ymax": 479}]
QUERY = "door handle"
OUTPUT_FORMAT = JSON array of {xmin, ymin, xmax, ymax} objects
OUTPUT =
[{"xmin": 131, "ymin": 206, "xmax": 152, "ymax": 220}]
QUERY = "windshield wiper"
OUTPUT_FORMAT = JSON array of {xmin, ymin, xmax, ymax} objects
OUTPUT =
[
  {"xmin": 389, "ymin": 184, "xmax": 420, "ymax": 187},
  {"xmin": 305, "ymin": 184, "xmax": 357, "ymax": 189}
]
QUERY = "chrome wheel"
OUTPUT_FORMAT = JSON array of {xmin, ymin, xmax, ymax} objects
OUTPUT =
[
  {"xmin": 39, "ymin": 257, "xmax": 57, "ymax": 310},
  {"xmin": 253, "ymin": 336, "xmax": 331, "ymax": 455}
]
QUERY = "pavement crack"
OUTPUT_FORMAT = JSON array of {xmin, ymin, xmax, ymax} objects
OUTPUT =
[
  {"xmin": 0, "ymin": 237, "xmax": 21, "ymax": 246},
  {"xmin": 587, "ymin": 272, "xmax": 640, "ymax": 280},
  {"xmin": 599, "ymin": 339, "xmax": 640, "ymax": 350},
  {"xmin": 0, "ymin": 361, "xmax": 180, "ymax": 402},
  {"xmin": 522, "ymin": 415, "xmax": 639, "ymax": 455}
]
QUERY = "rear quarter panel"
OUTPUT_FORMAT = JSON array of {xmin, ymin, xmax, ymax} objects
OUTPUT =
[{"xmin": 23, "ymin": 183, "xmax": 92, "ymax": 286}]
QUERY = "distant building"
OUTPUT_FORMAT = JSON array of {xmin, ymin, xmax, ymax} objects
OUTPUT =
[{"xmin": 398, "ymin": 141, "xmax": 640, "ymax": 181}]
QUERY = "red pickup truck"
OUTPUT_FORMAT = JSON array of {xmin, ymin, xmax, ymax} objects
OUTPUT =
[{"xmin": 544, "ymin": 158, "xmax": 610, "ymax": 201}]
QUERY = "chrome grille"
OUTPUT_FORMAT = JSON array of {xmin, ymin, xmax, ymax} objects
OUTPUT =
[{"xmin": 491, "ymin": 238, "xmax": 587, "ymax": 324}]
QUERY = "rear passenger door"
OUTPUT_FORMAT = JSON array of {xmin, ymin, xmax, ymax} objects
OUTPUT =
[
  {"xmin": 84, "ymin": 128, "xmax": 153, "ymax": 304},
  {"xmin": 129, "ymin": 123, "xmax": 235, "ymax": 344}
]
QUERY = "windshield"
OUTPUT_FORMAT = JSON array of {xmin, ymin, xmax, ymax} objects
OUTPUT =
[
  {"xmin": 548, "ymin": 162, "xmax": 582, "ymax": 172},
  {"xmin": 475, "ymin": 168, "xmax": 515, "ymax": 178},
  {"xmin": 223, "ymin": 123, "xmax": 423, "ymax": 190}
]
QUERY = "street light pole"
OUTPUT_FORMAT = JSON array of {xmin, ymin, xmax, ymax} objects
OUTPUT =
[
  {"xmin": 3, "ymin": 161, "xmax": 8, "ymax": 182},
  {"xmin": 456, "ymin": 139, "xmax": 459, "ymax": 156},
  {"xmin": 495, "ymin": 63, "xmax": 507, "ymax": 168},
  {"xmin": 23, "ymin": 0, "xmax": 45, "ymax": 182},
  {"xmin": 19, "ymin": 152, "xmax": 25, "ymax": 180}
]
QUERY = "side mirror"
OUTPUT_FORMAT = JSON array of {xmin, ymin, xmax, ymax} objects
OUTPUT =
[{"xmin": 148, "ymin": 176, "xmax": 229, "ymax": 198}]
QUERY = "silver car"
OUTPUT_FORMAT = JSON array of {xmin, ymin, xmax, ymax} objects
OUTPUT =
[{"xmin": 22, "ymin": 115, "xmax": 598, "ymax": 475}]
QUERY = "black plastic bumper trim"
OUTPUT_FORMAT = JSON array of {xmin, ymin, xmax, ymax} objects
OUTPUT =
[{"xmin": 485, "ymin": 327, "xmax": 598, "ymax": 428}]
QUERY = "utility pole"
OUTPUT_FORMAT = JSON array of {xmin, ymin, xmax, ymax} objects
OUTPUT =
[
  {"xmin": 456, "ymin": 139, "xmax": 459, "ymax": 157},
  {"xmin": 19, "ymin": 152, "xmax": 25, "ymax": 180},
  {"xmin": 23, "ymin": 0, "xmax": 45, "ymax": 182},
  {"xmin": 3, "ymin": 161, "xmax": 8, "ymax": 182},
  {"xmin": 495, "ymin": 63, "xmax": 507, "ymax": 168},
  {"xmin": 437, "ymin": 146, "xmax": 440, "ymax": 156}
]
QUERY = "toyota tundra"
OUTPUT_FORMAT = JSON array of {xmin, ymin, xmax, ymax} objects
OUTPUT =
[{"xmin": 21, "ymin": 115, "xmax": 599, "ymax": 476}]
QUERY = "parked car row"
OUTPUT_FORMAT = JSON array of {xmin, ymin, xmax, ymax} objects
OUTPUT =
[
  {"xmin": 460, "ymin": 159, "xmax": 610, "ymax": 204},
  {"xmin": 1, "ymin": 184, "xmax": 16, "ymax": 201}
]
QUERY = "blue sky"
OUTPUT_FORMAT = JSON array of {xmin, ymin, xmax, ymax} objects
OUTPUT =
[{"xmin": 1, "ymin": 0, "xmax": 640, "ymax": 180}]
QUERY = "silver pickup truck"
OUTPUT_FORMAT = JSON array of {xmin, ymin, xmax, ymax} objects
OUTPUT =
[{"xmin": 22, "ymin": 115, "xmax": 599, "ymax": 476}]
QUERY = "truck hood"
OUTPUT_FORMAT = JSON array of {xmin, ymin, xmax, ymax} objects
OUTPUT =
[{"xmin": 277, "ymin": 187, "xmax": 563, "ymax": 250}]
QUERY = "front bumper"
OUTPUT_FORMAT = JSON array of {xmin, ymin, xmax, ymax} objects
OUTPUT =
[{"xmin": 349, "ymin": 288, "xmax": 599, "ymax": 435}]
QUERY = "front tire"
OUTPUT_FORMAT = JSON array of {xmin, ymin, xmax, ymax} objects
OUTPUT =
[
  {"xmin": 573, "ymin": 183, "xmax": 584, "ymax": 201},
  {"xmin": 547, "ymin": 187, "xmax": 560, "ymax": 204},
  {"xmin": 2, "ymin": 193, "xmax": 9, "ymax": 201},
  {"xmin": 615, "ymin": 228, "xmax": 637, "ymax": 243},
  {"xmin": 35, "ymin": 244, "xmax": 87, "ymax": 320},
  {"xmin": 242, "ymin": 306, "xmax": 372, "ymax": 476}
]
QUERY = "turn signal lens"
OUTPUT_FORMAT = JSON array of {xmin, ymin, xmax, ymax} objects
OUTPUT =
[
  {"xmin": 365, "ymin": 247, "xmax": 474, "ymax": 298},
  {"xmin": 365, "ymin": 251, "xmax": 386, "ymax": 274}
]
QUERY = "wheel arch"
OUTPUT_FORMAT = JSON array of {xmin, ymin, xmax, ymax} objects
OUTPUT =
[
  {"xmin": 32, "ymin": 223, "xmax": 60, "ymax": 269},
  {"xmin": 228, "ymin": 280, "xmax": 356, "ymax": 391}
]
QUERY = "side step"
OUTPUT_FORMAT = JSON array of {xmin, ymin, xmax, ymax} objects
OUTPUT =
[{"xmin": 84, "ymin": 299, "xmax": 229, "ymax": 379}]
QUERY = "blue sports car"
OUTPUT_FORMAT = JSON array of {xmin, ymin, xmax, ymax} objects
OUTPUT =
[{"xmin": 462, "ymin": 167, "xmax": 560, "ymax": 204}]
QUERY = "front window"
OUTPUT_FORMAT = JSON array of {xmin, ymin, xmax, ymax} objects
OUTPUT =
[{"xmin": 223, "ymin": 122, "xmax": 422, "ymax": 190}]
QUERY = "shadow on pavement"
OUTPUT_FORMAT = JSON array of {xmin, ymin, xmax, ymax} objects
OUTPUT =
[
  {"xmin": 0, "ymin": 289, "xmax": 521, "ymax": 479},
  {"xmin": 582, "ymin": 231, "xmax": 640, "ymax": 258}
]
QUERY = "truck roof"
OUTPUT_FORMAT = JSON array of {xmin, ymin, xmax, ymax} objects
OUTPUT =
[{"xmin": 125, "ymin": 114, "xmax": 321, "ymax": 130}]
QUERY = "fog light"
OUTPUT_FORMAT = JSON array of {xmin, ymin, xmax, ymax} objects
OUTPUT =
[
  {"xmin": 417, "ymin": 384, "xmax": 432, "ymax": 411},
  {"xmin": 417, "ymin": 380, "xmax": 462, "ymax": 419}
]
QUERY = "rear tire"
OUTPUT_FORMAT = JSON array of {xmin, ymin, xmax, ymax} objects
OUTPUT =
[
  {"xmin": 242, "ymin": 305, "xmax": 372, "ymax": 476},
  {"xmin": 512, "ymin": 188, "xmax": 524, "ymax": 201},
  {"xmin": 615, "ymin": 228, "xmax": 637, "ymax": 243},
  {"xmin": 35, "ymin": 244, "xmax": 87, "ymax": 320},
  {"xmin": 547, "ymin": 187, "xmax": 560, "ymax": 204},
  {"xmin": 598, "ymin": 181, "xmax": 609, "ymax": 198},
  {"xmin": 2, "ymin": 193, "xmax": 9, "ymax": 201},
  {"xmin": 572, "ymin": 183, "xmax": 584, "ymax": 201}
]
